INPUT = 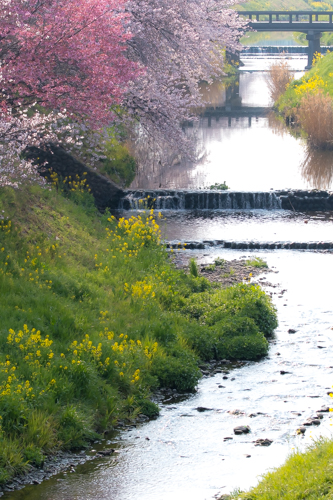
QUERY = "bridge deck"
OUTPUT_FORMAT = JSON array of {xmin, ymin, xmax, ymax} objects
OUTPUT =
[{"xmin": 239, "ymin": 11, "xmax": 333, "ymax": 32}]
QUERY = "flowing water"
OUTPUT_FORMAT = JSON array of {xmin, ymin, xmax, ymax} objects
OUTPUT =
[
  {"xmin": 5, "ymin": 250, "xmax": 333, "ymax": 500},
  {"xmin": 4, "ymin": 56, "xmax": 333, "ymax": 500}
]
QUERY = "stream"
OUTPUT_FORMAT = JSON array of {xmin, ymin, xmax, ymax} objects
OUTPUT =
[{"xmin": 4, "ymin": 55, "xmax": 333, "ymax": 500}]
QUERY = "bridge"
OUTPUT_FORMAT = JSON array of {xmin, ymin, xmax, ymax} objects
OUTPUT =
[
  {"xmin": 202, "ymin": 106, "xmax": 269, "ymax": 128},
  {"xmin": 238, "ymin": 11, "xmax": 333, "ymax": 68}
]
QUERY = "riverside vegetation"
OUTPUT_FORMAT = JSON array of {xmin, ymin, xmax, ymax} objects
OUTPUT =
[
  {"xmin": 0, "ymin": 179, "xmax": 277, "ymax": 485},
  {"xmin": 227, "ymin": 437, "xmax": 333, "ymax": 499},
  {"xmin": 269, "ymin": 53, "xmax": 333, "ymax": 149}
]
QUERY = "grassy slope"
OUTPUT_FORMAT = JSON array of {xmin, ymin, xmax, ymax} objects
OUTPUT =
[
  {"xmin": 276, "ymin": 51, "xmax": 333, "ymax": 114},
  {"xmin": 0, "ymin": 183, "xmax": 277, "ymax": 484},
  {"xmin": 229, "ymin": 438, "xmax": 333, "ymax": 499}
]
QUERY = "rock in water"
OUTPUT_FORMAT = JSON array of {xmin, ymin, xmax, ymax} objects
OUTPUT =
[
  {"xmin": 234, "ymin": 426, "xmax": 251, "ymax": 435},
  {"xmin": 254, "ymin": 438, "xmax": 273, "ymax": 446}
]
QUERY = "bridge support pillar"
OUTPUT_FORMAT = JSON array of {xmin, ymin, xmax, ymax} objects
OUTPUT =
[{"xmin": 306, "ymin": 31, "xmax": 322, "ymax": 69}]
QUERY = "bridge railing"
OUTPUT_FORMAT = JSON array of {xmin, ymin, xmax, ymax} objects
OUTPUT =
[{"xmin": 239, "ymin": 11, "xmax": 333, "ymax": 24}]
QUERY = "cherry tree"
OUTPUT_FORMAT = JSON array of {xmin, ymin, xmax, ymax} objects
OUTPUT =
[
  {"xmin": 124, "ymin": 0, "xmax": 247, "ymax": 166},
  {"xmin": 0, "ymin": 0, "xmax": 139, "ymax": 185}
]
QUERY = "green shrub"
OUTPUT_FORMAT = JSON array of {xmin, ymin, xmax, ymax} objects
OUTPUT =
[
  {"xmin": 23, "ymin": 444, "xmax": 44, "ymax": 467},
  {"xmin": 189, "ymin": 258, "xmax": 199, "ymax": 278},
  {"xmin": 205, "ymin": 284, "xmax": 278, "ymax": 337},
  {"xmin": 182, "ymin": 322, "xmax": 217, "ymax": 361},
  {"xmin": 58, "ymin": 405, "xmax": 97, "ymax": 449},
  {"xmin": 144, "ymin": 316, "xmax": 178, "ymax": 346},
  {"xmin": 138, "ymin": 400, "xmax": 160, "ymax": 418},
  {"xmin": 151, "ymin": 353, "xmax": 200, "ymax": 392},
  {"xmin": 100, "ymin": 141, "xmax": 136, "ymax": 187},
  {"xmin": 245, "ymin": 257, "xmax": 268, "ymax": 268},
  {"xmin": 213, "ymin": 316, "xmax": 259, "ymax": 338},
  {"xmin": 217, "ymin": 334, "xmax": 268, "ymax": 361},
  {"xmin": 210, "ymin": 317, "xmax": 268, "ymax": 361},
  {"xmin": 0, "ymin": 438, "xmax": 27, "ymax": 482},
  {"xmin": 180, "ymin": 291, "xmax": 213, "ymax": 319},
  {"xmin": 209, "ymin": 182, "xmax": 229, "ymax": 190}
]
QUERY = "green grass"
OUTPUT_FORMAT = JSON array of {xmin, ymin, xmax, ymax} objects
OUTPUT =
[
  {"xmin": 237, "ymin": 0, "xmax": 333, "ymax": 10},
  {"xmin": 0, "ymin": 182, "xmax": 277, "ymax": 483},
  {"xmin": 97, "ymin": 139, "xmax": 136, "ymax": 188},
  {"xmin": 246, "ymin": 257, "xmax": 268, "ymax": 268},
  {"xmin": 229, "ymin": 438, "xmax": 333, "ymax": 500}
]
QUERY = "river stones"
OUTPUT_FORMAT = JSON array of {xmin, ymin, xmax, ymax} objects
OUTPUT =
[
  {"xmin": 288, "ymin": 328, "xmax": 297, "ymax": 334},
  {"xmin": 317, "ymin": 406, "xmax": 330, "ymax": 413},
  {"xmin": 280, "ymin": 370, "xmax": 291, "ymax": 375},
  {"xmin": 228, "ymin": 409, "xmax": 245, "ymax": 415},
  {"xmin": 137, "ymin": 414, "xmax": 149, "ymax": 422},
  {"xmin": 296, "ymin": 427, "xmax": 306, "ymax": 435},
  {"xmin": 196, "ymin": 407, "xmax": 213, "ymax": 412},
  {"xmin": 96, "ymin": 448, "xmax": 115, "ymax": 456},
  {"xmin": 254, "ymin": 438, "xmax": 273, "ymax": 446},
  {"xmin": 303, "ymin": 417, "xmax": 321, "ymax": 426},
  {"xmin": 234, "ymin": 425, "xmax": 251, "ymax": 435}
]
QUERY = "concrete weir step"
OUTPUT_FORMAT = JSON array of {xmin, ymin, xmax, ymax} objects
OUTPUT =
[
  {"xmin": 119, "ymin": 189, "xmax": 333, "ymax": 211},
  {"xmin": 166, "ymin": 241, "xmax": 333, "ymax": 250}
]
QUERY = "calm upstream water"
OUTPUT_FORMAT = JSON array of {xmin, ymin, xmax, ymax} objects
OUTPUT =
[
  {"xmin": 132, "ymin": 56, "xmax": 333, "ymax": 191},
  {"xmin": 4, "ymin": 56, "xmax": 333, "ymax": 500}
]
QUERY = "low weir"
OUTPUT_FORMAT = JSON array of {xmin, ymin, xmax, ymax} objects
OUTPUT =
[
  {"xmin": 166, "ymin": 240, "xmax": 333, "ymax": 250},
  {"xmin": 119, "ymin": 189, "xmax": 333, "ymax": 211},
  {"xmin": 242, "ymin": 45, "xmax": 333, "ymax": 55}
]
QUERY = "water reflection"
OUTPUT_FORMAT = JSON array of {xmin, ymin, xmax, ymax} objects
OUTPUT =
[
  {"xmin": 301, "ymin": 147, "xmax": 333, "ymax": 190},
  {"xmin": 131, "ymin": 56, "xmax": 333, "ymax": 192}
]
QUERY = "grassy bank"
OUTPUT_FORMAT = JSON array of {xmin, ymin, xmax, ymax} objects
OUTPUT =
[
  {"xmin": 277, "ymin": 52, "xmax": 333, "ymax": 116},
  {"xmin": 227, "ymin": 438, "xmax": 333, "ymax": 499},
  {"xmin": 238, "ymin": 0, "xmax": 312, "ymax": 11},
  {"xmin": 274, "ymin": 52, "xmax": 333, "ymax": 148},
  {"xmin": 0, "ymin": 182, "xmax": 277, "ymax": 484},
  {"xmin": 237, "ymin": 0, "xmax": 333, "ymax": 11}
]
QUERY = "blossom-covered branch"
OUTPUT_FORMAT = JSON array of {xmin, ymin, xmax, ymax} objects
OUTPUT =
[
  {"xmin": 124, "ymin": 0, "xmax": 247, "ymax": 161},
  {"xmin": 0, "ymin": 0, "xmax": 140, "ymax": 185}
]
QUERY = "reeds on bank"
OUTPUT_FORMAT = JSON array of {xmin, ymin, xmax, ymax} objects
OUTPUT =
[
  {"xmin": 267, "ymin": 60, "xmax": 294, "ymax": 103},
  {"xmin": 297, "ymin": 91, "xmax": 333, "ymax": 149}
]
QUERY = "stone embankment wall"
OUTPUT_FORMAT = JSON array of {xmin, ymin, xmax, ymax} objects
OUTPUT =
[{"xmin": 25, "ymin": 144, "xmax": 125, "ymax": 210}]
